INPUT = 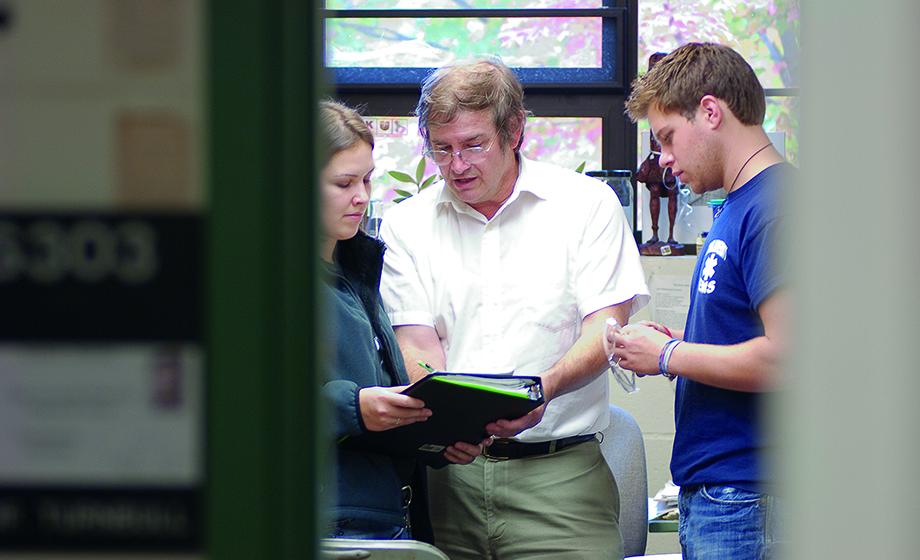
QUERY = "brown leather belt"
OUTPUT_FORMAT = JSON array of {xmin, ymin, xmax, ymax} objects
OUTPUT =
[{"xmin": 482, "ymin": 433, "xmax": 597, "ymax": 461}]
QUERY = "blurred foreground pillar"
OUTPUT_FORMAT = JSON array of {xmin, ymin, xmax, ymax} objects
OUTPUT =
[{"xmin": 784, "ymin": 2, "xmax": 920, "ymax": 559}]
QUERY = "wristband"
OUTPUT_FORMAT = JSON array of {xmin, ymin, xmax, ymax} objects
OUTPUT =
[
  {"xmin": 658, "ymin": 339, "xmax": 681, "ymax": 380},
  {"xmin": 656, "ymin": 339, "xmax": 674, "ymax": 375},
  {"xmin": 664, "ymin": 340, "xmax": 681, "ymax": 379}
]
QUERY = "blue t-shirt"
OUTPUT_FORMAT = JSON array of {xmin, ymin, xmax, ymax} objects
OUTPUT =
[{"xmin": 670, "ymin": 163, "xmax": 790, "ymax": 491}]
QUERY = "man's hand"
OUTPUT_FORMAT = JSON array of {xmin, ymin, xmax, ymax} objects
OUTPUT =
[
  {"xmin": 637, "ymin": 320, "xmax": 678, "ymax": 338},
  {"xmin": 442, "ymin": 439, "xmax": 489, "ymax": 465},
  {"xmin": 612, "ymin": 324, "xmax": 671, "ymax": 375},
  {"xmin": 358, "ymin": 386, "xmax": 432, "ymax": 432},
  {"xmin": 484, "ymin": 404, "xmax": 546, "ymax": 439}
]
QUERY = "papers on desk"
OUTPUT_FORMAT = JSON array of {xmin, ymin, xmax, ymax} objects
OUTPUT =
[{"xmin": 649, "ymin": 479, "xmax": 680, "ymax": 521}]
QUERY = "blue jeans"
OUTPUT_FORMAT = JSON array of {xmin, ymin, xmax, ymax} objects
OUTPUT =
[
  {"xmin": 678, "ymin": 484, "xmax": 783, "ymax": 560},
  {"xmin": 328, "ymin": 517, "xmax": 411, "ymax": 540}
]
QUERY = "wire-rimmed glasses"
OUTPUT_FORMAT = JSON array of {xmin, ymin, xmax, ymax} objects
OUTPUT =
[
  {"xmin": 603, "ymin": 317, "xmax": 638, "ymax": 394},
  {"xmin": 423, "ymin": 137, "xmax": 496, "ymax": 166}
]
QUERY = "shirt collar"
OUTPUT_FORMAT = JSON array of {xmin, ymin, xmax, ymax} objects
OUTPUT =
[{"xmin": 434, "ymin": 155, "xmax": 554, "ymax": 216}]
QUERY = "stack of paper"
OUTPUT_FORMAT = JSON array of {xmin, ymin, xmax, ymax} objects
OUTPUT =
[{"xmin": 650, "ymin": 480, "xmax": 680, "ymax": 520}]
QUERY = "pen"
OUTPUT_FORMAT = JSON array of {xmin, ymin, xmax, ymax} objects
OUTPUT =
[{"xmin": 417, "ymin": 361, "xmax": 437, "ymax": 374}]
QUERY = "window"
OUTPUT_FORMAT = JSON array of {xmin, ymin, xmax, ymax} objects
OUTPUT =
[
  {"xmin": 637, "ymin": 0, "xmax": 799, "ymax": 164},
  {"xmin": 325, "ymin": 1, "xmax": 626, "ymax": 86}
]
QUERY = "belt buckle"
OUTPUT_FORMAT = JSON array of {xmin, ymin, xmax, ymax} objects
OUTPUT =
[{"xmin": 482, "ymin": 439, "xmax": 512, "ymax": 461}]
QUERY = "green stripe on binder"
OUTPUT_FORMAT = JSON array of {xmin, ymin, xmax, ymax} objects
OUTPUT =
[{"xmin": 432, "ymin": 376, "xmax": 532, "ymax": 399}]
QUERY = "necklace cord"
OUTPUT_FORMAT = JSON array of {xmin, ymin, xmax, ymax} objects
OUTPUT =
[{"xmin": 728, "ymin": 142, "xmax": 772, "ymax": 193}]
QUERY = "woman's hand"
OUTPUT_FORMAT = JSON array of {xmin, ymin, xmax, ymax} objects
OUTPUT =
[{"xmin": 358, "ymin": 386, "xmax": 432, "ymax": 432}]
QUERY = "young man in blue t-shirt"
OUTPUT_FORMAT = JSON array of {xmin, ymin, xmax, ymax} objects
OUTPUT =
[{"xmin": 616, "ymin": 43, "xmax": 791, "ymax": 559}]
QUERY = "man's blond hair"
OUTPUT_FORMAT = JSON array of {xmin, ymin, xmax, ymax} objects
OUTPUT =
[
  {"xmin": 416, "ymin": 58, "xmax": 528, "ymax": 151},
  {"xmin": 625, "ymin": 43, "xmax": 765, "ymax": 126}
]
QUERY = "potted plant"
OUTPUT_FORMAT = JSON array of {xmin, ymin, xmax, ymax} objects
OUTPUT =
[{"xmin": 388, "ymin": 157, "xmax": 440, "ymax": 203}]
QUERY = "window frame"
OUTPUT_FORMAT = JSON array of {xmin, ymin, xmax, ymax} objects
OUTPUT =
[
  {"xmin": 325, "ymin": 4, "xmax": 629, "ymax": 89},
  {"xmin": 328, "ymin": 0, "xmax": 638, "ymax": 167}
]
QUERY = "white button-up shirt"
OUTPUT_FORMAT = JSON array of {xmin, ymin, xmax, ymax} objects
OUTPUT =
[{"xmin": 380, "ymin": 156, "xmax": 649, "ymax": 441}]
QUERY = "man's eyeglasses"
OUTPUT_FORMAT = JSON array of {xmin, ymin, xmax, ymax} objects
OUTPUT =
[{"xmin": 423, "ymin": 137, "xmax": 496, "ymax": 166}]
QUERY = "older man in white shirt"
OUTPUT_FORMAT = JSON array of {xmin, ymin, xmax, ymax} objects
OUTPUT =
[{"xmin": 380, "ymin": 58, "xmax": 649, "ymax": 560}]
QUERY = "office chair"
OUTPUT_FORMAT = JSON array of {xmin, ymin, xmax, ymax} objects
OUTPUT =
[
  {"xmin": 599, "ymin": 403, "xmax": 649, "ymax": 558},
  {"xmin": 319, "ymin": 538, "xmax": 450, "ymax": 559}
]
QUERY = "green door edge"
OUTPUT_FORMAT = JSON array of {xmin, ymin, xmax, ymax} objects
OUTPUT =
[{"xmin": 208, "ymin": 1, "xmax": 325, "ymax": 558}]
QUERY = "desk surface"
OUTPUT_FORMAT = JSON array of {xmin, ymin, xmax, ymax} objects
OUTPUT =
[
  {"xmin": 649, "ymin": 517, "xmax": 678, "ymax": 533},
  {"xmin": 647, "ymin": 497, "xmax": 678, "ymax": 533}
]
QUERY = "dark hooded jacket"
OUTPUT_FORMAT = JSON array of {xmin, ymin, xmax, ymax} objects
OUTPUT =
[{"xmin": 320, "ymin": 232, "xmax": 432, "ymax": 540}]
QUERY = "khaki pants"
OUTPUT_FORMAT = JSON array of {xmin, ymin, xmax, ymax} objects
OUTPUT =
[{"xmin": 428, "ymin": 439, "xmax": 623, "ymax": 560}]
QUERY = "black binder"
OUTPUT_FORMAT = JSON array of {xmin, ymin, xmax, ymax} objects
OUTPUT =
[{"xmin": 342, "ymin": 372, "xmax": 544, "ymax": 467}]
